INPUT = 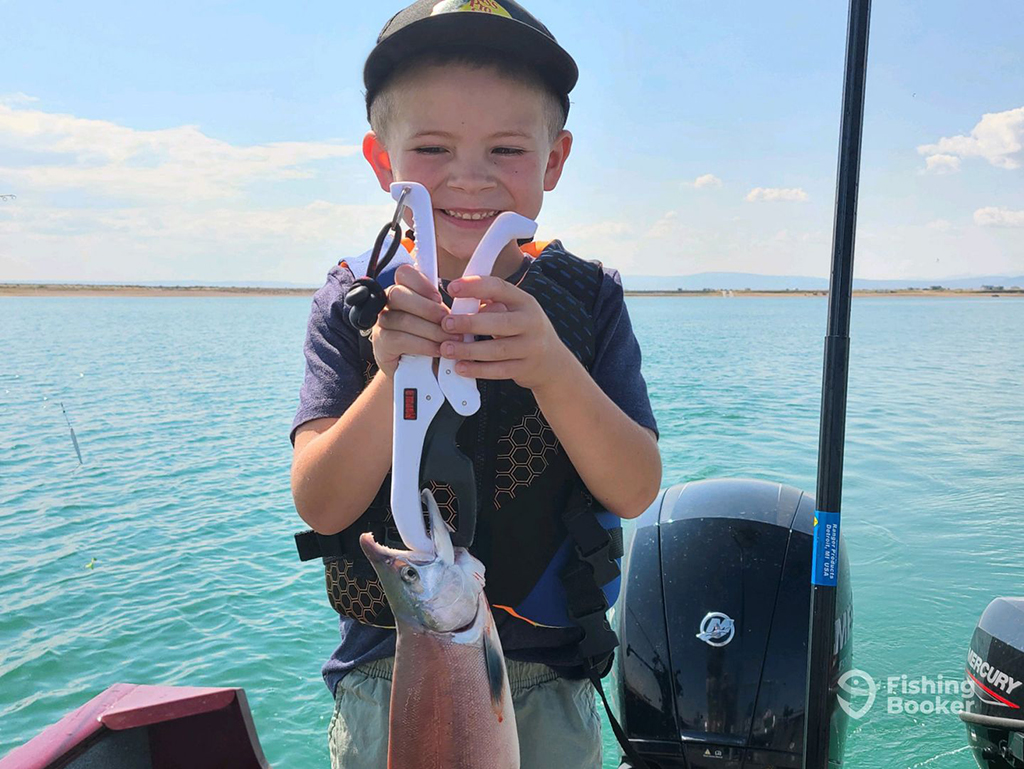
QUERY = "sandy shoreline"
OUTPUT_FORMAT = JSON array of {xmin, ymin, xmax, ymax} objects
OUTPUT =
[
  {"xmin": 1, "ymin": 283, "xmax": 1022, "ymax": 299},
  {"xmin": 0, "ymin": 283, "xmax": 317, "ymax": 297}
]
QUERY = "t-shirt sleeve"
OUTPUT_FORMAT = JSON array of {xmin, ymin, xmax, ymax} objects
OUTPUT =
[
  {"xmin": 290, "ymin": 269, "xmax": 367, "ymax": 445},
  {"xmin": 589, "ymin": 267, "xmax": 659, "ymax": 439}
]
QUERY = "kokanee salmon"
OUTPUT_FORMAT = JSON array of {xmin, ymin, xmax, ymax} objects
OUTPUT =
[{"xmin": 360, "ymin": 489, "xmax": 519, "ymax": 769}]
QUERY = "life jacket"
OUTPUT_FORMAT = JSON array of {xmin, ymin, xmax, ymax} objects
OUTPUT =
[{"xmin": 294, "ymin": 241, "xmax": 622, "ymax": 663}]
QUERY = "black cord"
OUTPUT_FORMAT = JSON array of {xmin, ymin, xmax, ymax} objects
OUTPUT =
[{"xmin": 367, "ymin": 220, "xmax": 403, "ymax": 279}]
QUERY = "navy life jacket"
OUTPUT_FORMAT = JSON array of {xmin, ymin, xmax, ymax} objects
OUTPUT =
[{"xmin": 295, "ymin": 242, "xmax": 622, "ymax": 662}]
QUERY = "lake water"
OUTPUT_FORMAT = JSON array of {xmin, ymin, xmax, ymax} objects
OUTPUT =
[{"xmin": 1, "ymin": 294, "xmax": 1021, "ymax": 768}]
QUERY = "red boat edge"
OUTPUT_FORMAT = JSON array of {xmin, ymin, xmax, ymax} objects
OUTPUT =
[{"xmin": 0, "ymin": 684, "xmax": 270, "ymax": 769}]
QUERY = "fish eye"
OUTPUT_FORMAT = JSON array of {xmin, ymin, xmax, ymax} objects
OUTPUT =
[{"xmin": 400, "ymin": 565, "xmax": 419, "ymax": 583}]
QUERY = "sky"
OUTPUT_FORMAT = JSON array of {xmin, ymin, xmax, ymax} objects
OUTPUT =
[{"xmin": 1, "ymin": 0, "xmax": 1022, "ymax": 285}]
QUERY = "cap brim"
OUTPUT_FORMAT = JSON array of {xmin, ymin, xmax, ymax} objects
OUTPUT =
[{"xmin": 364, "ymin": 12, "xmax": 578, "ymax": 100}]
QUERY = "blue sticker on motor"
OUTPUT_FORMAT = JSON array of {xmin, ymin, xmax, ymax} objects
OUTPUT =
[{"xmin": 812, "ymin": 510, "xmax": 841, "ymax": 586}]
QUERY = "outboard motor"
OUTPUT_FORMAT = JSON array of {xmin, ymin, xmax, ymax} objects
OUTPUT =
[
  {"xmin": 610, "ymin": 479, "xmax": 853, "ymax": 769},
  {"xmin": 962, "ymin": 597, "xmax": 1024, "ymax": 768}
]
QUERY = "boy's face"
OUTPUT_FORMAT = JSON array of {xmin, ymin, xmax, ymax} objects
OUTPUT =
[{"xmin": 364, "ymin": 64, "xmax": 572, "ymax": 281}]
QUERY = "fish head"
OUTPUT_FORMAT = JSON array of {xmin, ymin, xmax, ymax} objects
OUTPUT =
[{"xmin": 360, "ymin": 488, "xmax": 485, "ymax": 634}]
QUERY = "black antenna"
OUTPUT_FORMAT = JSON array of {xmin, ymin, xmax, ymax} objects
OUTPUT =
[{"xmin": 803, "ymin": 0, "xmax": 871, "ymax": 767}]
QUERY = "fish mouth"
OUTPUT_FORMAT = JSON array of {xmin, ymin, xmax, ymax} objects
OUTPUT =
[{"xmin": 359, "ymin": 531, "xmax": 432, "ymax": 565}]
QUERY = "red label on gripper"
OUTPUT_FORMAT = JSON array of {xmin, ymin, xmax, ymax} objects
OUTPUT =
[{"xmin": 403, "ymin": 389, "xmax": 417, "ymax": 420}]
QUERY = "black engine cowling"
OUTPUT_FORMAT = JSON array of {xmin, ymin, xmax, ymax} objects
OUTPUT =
[
  {"xmin": 611, "ymin": 478, "xmax": 853, "ymax": 769},
  {"xmin": 962, "ymin": 597, "xmax": 1024, "ymax": 768}
]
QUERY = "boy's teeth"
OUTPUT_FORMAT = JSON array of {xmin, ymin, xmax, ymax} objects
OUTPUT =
[{"xmin": 444, "ymin": 210, "xmax": 499, "ymax": 221}]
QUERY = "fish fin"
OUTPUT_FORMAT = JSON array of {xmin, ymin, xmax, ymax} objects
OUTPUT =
[{"xmin": 483, "ymin": 624, "xmax": 506, "ymax": 708}]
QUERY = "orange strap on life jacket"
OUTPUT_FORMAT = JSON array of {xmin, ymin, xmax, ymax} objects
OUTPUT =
[{"xmin": 521, "ymin": 240, "xmax": 552, "ymax": 259}]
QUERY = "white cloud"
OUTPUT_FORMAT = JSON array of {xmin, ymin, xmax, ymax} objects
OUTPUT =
[
  {"xmin": 0, "ymin": 92, "xmax": 40, "ymax": 105},
  {"xmin": 917, "ymin": 106, "xmax": 1024, "ymax": 171},
  {"xmin": 0, "ymin": 98, "xmax": 385, "ymax": 283},
  {"xmin": 926, "ymin": 218, "xmax": 953, "ymax": 231},
  {"xmin": 549, "ymin": 219, "xmax": 634, "ymax": 242},
  {"xmin": 0, "ymin": 101, "xmax": 359, "ymax": 201},
  {"xmin": 538, "ymin": 217, "xmax": 636, "ymax": 266},
  {"xmin": 692, "ymin": 173, "xmax": 722, "ymax": 189},
  {"xmin": 974, "ymin": 207, "xmax": 1024, "ymax": 228},
  {"xmin": 646, "ymin": 211, "xmax": 678, "ymax": 239},
  {"xmin": 745, "ymin": 187, "xmax": 809, "ymax": 202},
  {"xmin": 544, "ymin": 211, "xmax": 1020, "ymax": 281},
  {"xmin": 0, "ymin": 200, "xmax": 392, "ymax": 283},
  {"xmin": 0, "ymin": 199, "xmax": 391, "ymax": 243},
  {"xmin": 924, "ymin": 154, "xmax": 961, "ymax": 174}
]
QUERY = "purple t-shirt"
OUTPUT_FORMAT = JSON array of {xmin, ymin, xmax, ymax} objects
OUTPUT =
[{"xmin": 292, "ymin": 242, "xmax": 658, "ymax": 697}]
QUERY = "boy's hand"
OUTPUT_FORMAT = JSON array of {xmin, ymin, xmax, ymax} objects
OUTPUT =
[
  {"xmin": 371, "ymin": 264, "xmax": 461, "ymax": 379},
  {"xmin": 439, "ymin": 275, "xmax": 572, "ymax": 391}
]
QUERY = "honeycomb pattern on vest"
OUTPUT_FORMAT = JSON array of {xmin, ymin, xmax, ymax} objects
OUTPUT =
[
  {"xmin": 494, "ymin": 408, "xmax": 560, "ymax": 509},
  {"xmin": 325, "ymin": 560, "xmax": 390, "ymax": 626},
  {"xmin": 322, "ymin": 480, "xmax": 456, "ymax": 627}
]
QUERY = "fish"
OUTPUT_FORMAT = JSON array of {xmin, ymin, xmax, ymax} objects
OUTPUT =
[{"xmin": 360, "ymin": 489, "xmax": 519, "ymax": 769}]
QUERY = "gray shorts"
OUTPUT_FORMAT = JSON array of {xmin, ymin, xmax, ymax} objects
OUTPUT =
[{"xmin": 328, "ymin": 656, "xmax": 603, "ymax": 769}]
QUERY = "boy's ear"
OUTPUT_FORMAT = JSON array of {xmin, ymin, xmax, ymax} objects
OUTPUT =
[
  {"xmin": 363, "ymin": 131, "xmax": 394, "ymax": 191},
  {"xmin": 543, "ymin": 130, "xmax": 573, "ymax": 192}
]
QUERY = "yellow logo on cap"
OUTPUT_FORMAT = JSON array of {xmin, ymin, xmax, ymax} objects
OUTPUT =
[{"xmin": 432, "ymin": 0, "xmax": 512, "ymax": 18}]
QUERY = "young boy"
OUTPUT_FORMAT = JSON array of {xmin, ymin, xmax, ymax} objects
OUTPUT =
[{"xmin": 290, "ymin": 2, "xmax": 661, "ymax": 767}]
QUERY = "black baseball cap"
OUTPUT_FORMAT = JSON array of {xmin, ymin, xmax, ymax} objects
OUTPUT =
[{"xmin": 364, "ymin": 0, "xmax": 578, "ymax": 120}]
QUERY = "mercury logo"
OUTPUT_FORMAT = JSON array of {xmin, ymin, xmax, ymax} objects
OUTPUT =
[
  {"xmin": 697, "ymin": 612, "xmax": 735, "ymax": 647},
  {"xmin": 967, "ymin": 649, "xmax": 1022, "ymax": 707}
]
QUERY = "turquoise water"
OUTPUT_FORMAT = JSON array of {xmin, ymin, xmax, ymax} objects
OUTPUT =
[{"xmin": 1, "ymin": 295, "xmax": 1021, "ymax": 767}]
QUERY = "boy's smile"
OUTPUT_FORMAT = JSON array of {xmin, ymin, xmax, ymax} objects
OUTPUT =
[{"xmin": 364, "ymin": 64, "xmax": 572, "ymax": 281}]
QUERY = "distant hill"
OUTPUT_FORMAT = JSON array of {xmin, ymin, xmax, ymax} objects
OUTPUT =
[
  {"xmin": 7, "ymin": 273, "xmax": 1023, "ymax": 292},
  {"xmin": 620, "ymin": 272, "xmax": 1024, "ymax": 292}
]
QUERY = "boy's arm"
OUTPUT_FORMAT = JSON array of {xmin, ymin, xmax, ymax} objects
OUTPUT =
[
  {"xmin": 291, "ymin": 263, "xmax": 451, "ymax": 535},
  {"xmin": 533, "ymin": 350, "xmax": 661, "ymax": 519},
  {"xmin": 290, "ymin": 281, "xmax": 390, "ymax": 535},
  {"xmin": 292, "ymin": 369, "xmax": 394, "ymax": 534}
]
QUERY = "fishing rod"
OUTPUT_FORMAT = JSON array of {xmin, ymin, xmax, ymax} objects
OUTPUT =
[{"xmin": 803, "ymin": 0, "xmax": 871, "ymax": 767}]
